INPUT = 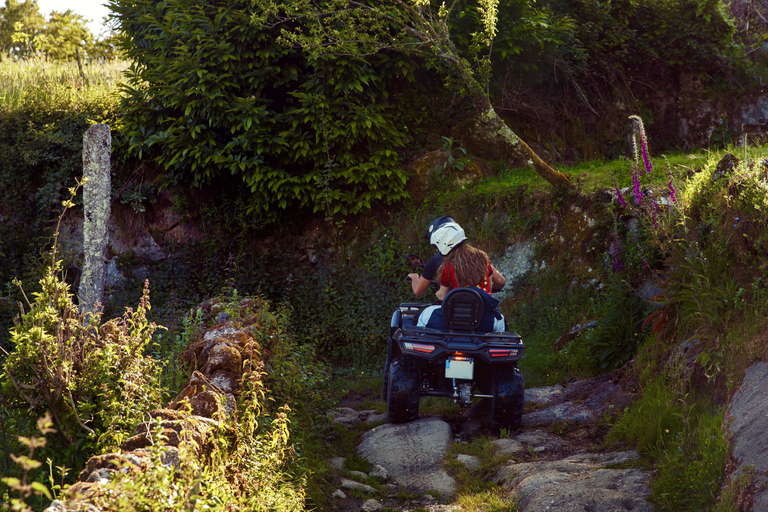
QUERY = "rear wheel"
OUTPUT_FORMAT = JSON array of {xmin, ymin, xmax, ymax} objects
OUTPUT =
[
  {"xmin": 387, "ymin": 357, "xmax": 421, "ymax": 423},
  {"xmin": 490, "ymin": 366, "xmax": 524, "ymax": 430}
]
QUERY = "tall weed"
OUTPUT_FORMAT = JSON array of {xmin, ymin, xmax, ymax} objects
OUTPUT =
[{"xmin": 0, "ymin": 184, "xmax": 164, "ymax": 483}]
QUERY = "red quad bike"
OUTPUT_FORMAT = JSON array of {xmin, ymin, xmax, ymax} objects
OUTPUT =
[{"xmin": 384, "ymin": 257, "xmax": 526, "ymax": 429}]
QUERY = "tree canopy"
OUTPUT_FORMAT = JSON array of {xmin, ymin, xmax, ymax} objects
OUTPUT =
[
  {"xmin": 0, "ymin": 0, "xmax": 44, "ymax": 57},
  {"xmin": 112, "ymin": 0, "xmax": 435, "ymax": 220},
  {"xmin": 0, "ymin": 1, "xmax": 94, "ymax": 60}
]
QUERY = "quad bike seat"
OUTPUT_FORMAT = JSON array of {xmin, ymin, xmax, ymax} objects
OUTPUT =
[{"xmin": 441, "ymin": 287, "xmax": 485, "ymax": 332}]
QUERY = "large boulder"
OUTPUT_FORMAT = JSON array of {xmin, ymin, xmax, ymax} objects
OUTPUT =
[{"xmin": 356, "ymin": 418, "xmax": 456, "ymax": 498}]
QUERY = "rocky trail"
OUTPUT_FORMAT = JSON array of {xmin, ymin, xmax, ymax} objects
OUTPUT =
[
  {"xmin": 45, "ymin": 319, "xmax": 768, "ymax": 512},
  {"xmin": 326, "ymin": 371, "xmax": 654, "ymax": 512}
]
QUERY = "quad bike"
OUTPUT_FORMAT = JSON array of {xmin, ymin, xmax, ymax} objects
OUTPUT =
[{"xmin": 384, "ymin": 261, "xmax": 525, "ymax": 429}]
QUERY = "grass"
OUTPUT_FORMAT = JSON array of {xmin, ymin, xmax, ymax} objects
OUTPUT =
[
  {"xmin": 0, "ymin": 59, "xmax": 128, "ymax": 107},
  {"xmin": 445, "ymin": 437, "xmax": 520, "ymax": 512}
]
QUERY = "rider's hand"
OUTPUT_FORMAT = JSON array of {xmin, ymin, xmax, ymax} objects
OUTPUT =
[{"xmin": 407, "ymin": 273, "xmax": 420, "ymax": 282}]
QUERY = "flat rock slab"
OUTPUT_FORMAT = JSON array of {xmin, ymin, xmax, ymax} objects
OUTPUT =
[
  {"xmin": 357, "ymin": 418, "xmax": 455, "ymax": 498},
  {"xmin": 494, "ymin": 451, "xmax": 653, "ymax": 512},
  {"xmin": 522, "ymin": 402, "xmax": 595, "ymax": 427},
  {"xmin": 525, "ymin": 385, "xmax": 564, "ymax": 406},
  {"xmin": 729, "ymin": 361, "xmax": 768, "ymax": 510}
]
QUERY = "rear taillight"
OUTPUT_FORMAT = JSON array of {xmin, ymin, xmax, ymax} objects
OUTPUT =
[
  {"xmin": 489, "ymin": 348, "xmax": 519, "ymax": 358},
  {"xmin": 404, "ymin": 342, "xmax": 436, "ymax": 353}
]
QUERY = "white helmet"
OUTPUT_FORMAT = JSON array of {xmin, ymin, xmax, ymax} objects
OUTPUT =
[{"xmin": 430, "ymin": 222, "xmax": 466, "ymax": 256}]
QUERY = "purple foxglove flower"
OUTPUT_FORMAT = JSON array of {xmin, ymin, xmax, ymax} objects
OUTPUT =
[
  {"xmin": 629, "ymin": 115, "xmax": 652, "ymax": 173},
  {"xmin": 632, "ymin": 169, "xmax": 643, "ymax": 206},
  {"xmin": 613, "ymin": 179, "xmax": 626, "ymax": 208}
]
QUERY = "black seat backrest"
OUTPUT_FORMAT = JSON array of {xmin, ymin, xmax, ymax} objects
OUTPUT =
[{"xmin": 442, "ymin": 287, "xmax": 484, "ymax": 332}]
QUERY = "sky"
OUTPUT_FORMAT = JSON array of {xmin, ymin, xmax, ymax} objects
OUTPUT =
[{"xmin": 35, "ymin": 0, "xmax": 111, "ymax": 38}]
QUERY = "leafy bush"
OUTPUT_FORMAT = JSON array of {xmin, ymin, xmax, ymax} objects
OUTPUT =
[
  {"xmin": 288, "ymin": 231, "xmax": 413, "ymax": 367},
  {"xmin": 0, "ymin": 188, "xmax": 165, "ymax": 480},
  {"xmin": 609, "ymin": 378, "xmax": 729, "ymax": 510},
  {"xmin": 1, "ymin": 414, "xmax": 56, "ymax": 512},
  {"xmin": 548, "ymin": 0, "xmax": 738, "ymax": 78},
  {"xmin": 507, "ymin": 267, "xmax": 602, "ymax": 387},
  {"xmin": 92, "ymin": 294, "xmax": 326, "ymax": 511},
  {"xmin": 112, "ymin": 0, "xmax": 430, "ymax": 221},
  {"xmin": 585, "ymin": 276, "xmax": 649, "ymax": 370}
]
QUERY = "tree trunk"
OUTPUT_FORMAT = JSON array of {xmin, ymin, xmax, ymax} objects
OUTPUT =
[{"xmin": 451, "ymin": 107, "xmax": 571, "ymax": 188}]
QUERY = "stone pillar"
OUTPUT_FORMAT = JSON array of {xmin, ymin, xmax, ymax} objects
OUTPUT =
[{"xmin": 78, "ymin": 124, "xmax": 111, "ymax": 316}]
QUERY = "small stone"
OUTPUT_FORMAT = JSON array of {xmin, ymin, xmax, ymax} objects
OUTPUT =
[
  {"xmin": 86, "ymin": 468, "xmax": 114, "ymax": 484},
  {"xmin": 492, "ymin": 438, "xmax": 526, "ymax": 458},
  {"xmin": 533, "ymin": 446, "xmax": 546, "ymax": 453},
  {"xmin": 349, "ymin": 470, "xmax": 368, "ymax": 480},
  {"xmin": 334, "ymin": 415, "xmax": 361, "ymax": 428},
  {"xmin": 332, "ymin": 489, "xmax": 347, "ymax": 499},
  {"xmin": 368, "ymin": 464, "xmax": 389, "ymax": 482},
  {"xmin": 457, "ymin": 454, "xmax": 481, "ymax": 470},
  {"xmin": 366, "ymin": 412, "xmax": 388, "ymax": 425},
  {"xmin": 422, "ymin": 493, "xmax": 437, "ymax": 502},
  {"xmin": 341, "ymin": 478, "xmax": 376, "ymax": 494},
  {"xmin": 42, "ymin": 499, "xmax": 67, "ymax": 512},
  {"xmin": 361, "ymin": 499, "xmax": 383, "ymax": 512},
  {"xmin": 328, "ymin": 457, "xmax": 345, "ymax": 471},
  {"xmin": 333, "ymin": 407, "xmax": 359, "ymax": 418}
]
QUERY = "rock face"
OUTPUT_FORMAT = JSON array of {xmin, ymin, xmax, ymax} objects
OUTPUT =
[
  {"xmin": 357, "ymin": 418, "xmax": 456, "ymax": 498},
  {"xmin": 494, "ymin": 451, "xmax": 652, "ymax": 512},
  {"xmin": 728, "ymin": 362, "xmax": 768, "ymax": 510},
  {"xmin": 522, "ymin": 373, "xmax": 635, "ymax": 427}
]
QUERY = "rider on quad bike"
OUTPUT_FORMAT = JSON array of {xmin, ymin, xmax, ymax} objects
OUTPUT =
[{"xmin": 383, "ymin": 223, "xmax": 525, "ymax": 430}]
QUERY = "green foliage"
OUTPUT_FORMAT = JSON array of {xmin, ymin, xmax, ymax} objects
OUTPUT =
[
  {"xmin": 608, "ymin": 378, "xmax": 688, "ymax": 457},
  {"xmin": 447, "ymin": 437, "xmax": 521, "ymax": 512},
  {"xmin": 1, "ymin": 414, "xmax": 55, "ymax": 512},
  {"xmin": 0, "ymin": 269, "xmax": 166, "ymax": 465},
  {"xmin": 547, "ymin": 0, "xmax": 739, "ymax": 79},
  {"xmin": 0, "ymin": 2, "xmax": 96, "ymax": 61},
  {"xmin": 449, "ymin": 0, "xmax": 574, "ymax": 72},
  {"xmin": 714, "ymin": 469, "xmax": 758, "ymax": 512},
  {"xmin": 33, "ymin": 10, "xmax": 93, "ymax": 61},
  {"xmin": 288, "ymin": 231, "xmax": 413, "ymax": 367},
  {"xmin": 584, "ymin": 276, "xmax": 649, "ymax": 370},
  {"xmin": 507, "ymin": 268, "xmax": 602, "ymax": 387},
  {"xmin": 0, "ymin": 0, "xmax": 45, "ymax": 58},
  {"xmin": 112, "ymin": 0, "xmax": 426, "ymax": 221},
  {"xmin": 0, "ymin": 186, "xmax": 165, "ymax": 480},
  {"xmin": 84, "ymin": 406, "xmax": 305, "ymax": 511},
  {"xmin": 648, "ymin": 407, "xmax": 729, "ymax": 511},
  {"xmin": 440, "ymin": 136, "xmax": 470, "ymax": 173}
]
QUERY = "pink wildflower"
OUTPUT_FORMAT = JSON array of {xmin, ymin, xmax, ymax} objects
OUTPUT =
[
  {"xmin": 632, "ymin": 168, "xmax": 643, "ymax": 206},
  {"xmin": 629, "ymin": 115, "xmax": 652, "ymax": 174},
  {"xmin": 613, "ymin": 179, "xmax": 626, "ymax": 208},
  {"xmin": 668, "ymin": 167, "xmax": 676, "ymax": 203}
]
